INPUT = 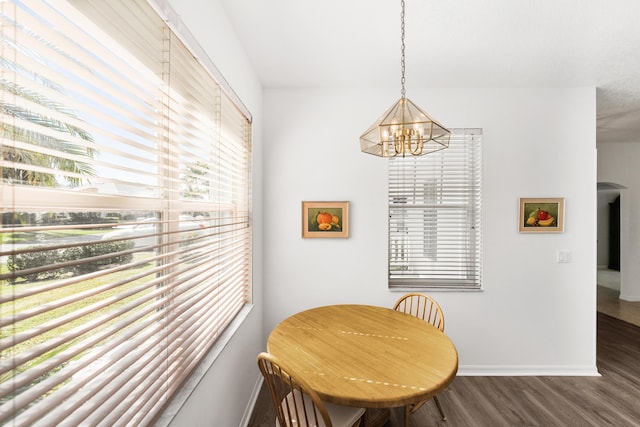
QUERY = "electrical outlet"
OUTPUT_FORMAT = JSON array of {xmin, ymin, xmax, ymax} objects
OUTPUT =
[{"xmin": 558, "ymin": 250, "xmax": 572, "ymax": 263}]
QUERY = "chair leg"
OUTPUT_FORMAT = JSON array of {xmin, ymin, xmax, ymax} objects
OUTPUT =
[{"xmin": 433, "ymin": 396, "xmax": 446, "ymax": 421}]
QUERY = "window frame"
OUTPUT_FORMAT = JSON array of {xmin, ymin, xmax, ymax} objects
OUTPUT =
[
  {"xmin": 388, "ymin": 128, "xmax": 483, "ymax": 291},
  {"xmin": 0, "ymin": 1, "xmax": 252, "ymax": 425}
]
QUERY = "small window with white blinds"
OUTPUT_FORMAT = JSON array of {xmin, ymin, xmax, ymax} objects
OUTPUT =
[
  {"xmin": 0, "ymin": 1, "xmax": 251, "ymax": 426},
  {"xmin": 389, "ymin": 129, "xmax": 482, "ymax": 290}
]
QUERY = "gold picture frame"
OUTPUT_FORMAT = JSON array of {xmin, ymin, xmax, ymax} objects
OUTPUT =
[
  {"xmin": 302, "ymin": 201, "xmax": 349, "ymax": 238},
  {"xmin": 519, "ymin": 198, "xmax": 565, "ymax": 233}
]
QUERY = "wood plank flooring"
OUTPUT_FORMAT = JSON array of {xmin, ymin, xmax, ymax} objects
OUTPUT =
[
  {"xmin": 247, "ymin": 312, "xmax": 640, "ymax": 427},
  {"xmin": 598, "ymin": 285, "xmax": 640, "ymax": 328}
]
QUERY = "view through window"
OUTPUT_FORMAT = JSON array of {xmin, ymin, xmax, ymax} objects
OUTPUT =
[{"xmin": 0, "ymin": 1, "xmax": 252, "ymax": 425}]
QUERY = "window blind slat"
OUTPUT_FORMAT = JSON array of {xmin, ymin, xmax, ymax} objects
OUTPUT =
[{"xmin": 1, "ymin": 0, "xmax": 251, "ymax": 425}]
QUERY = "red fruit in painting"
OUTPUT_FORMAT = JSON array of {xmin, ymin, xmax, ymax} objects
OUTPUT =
[{"xmin": 537, "ymin": 210, "xmax": 549, "ymax": 220}]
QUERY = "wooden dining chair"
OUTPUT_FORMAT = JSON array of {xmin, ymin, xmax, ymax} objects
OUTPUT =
[
  {"xmin": 257, "ymin": 352, "xmax": 366, "ymax": 427},
  {"xmin": 393, "ymin": 292, "xmax": 448, "ymax": 422}
]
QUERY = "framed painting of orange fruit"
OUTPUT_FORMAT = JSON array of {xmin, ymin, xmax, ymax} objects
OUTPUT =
[
  {"xmin": 519, "ymin": 198, "xmax": 564, "ymax": 233},
  {"xmin": 302, "ymin": 201, "xmax": 349, "ymax": 238}
]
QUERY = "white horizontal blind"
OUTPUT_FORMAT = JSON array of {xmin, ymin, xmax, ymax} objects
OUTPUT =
[
  {"xmin": 389, "ymin": 129, "xmax": 482, "ymax": 290},
  {"xmin": 0, "ymin": 1, "xmax": 251, "ymax": 426}
]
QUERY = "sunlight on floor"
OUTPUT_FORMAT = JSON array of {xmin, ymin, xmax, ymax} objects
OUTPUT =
[{"xmin": 597, "ymin": 269, "xmax": 640, "ymax": 327}]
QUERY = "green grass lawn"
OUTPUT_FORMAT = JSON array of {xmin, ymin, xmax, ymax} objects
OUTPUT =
[
  {"xmin": 0, "ymin": 253, "xmax": 155, "ymax": 384},
  {"xmin": 2, "ymin": 228, "xmax": 112, "ymax": 245}
]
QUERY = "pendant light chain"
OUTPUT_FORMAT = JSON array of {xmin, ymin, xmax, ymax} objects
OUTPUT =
[
  {"xmin": 359, "ymin": 0, "xmax": 451, "ymax": 157},
  {"xmin": 400, "ymin": 0, "xmax": 406, "ymax": 99}
]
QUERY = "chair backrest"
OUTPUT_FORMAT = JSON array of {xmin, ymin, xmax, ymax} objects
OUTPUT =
[
  {"xmin": 393, "ymin": 292, "xmax": 445, "ymax": 331},
  {"xmin": 257, "ymin": 352, "xmax": 333, "ymax": 427}
]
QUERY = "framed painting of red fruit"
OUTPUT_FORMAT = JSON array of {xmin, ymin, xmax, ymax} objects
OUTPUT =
[
  {"xmin": 302, "ymin": 201, "xmax": 349, "ymax": 238},
  {"xmin": 519, "ymin": 198, "xmax": 564, "ymax": 233}
]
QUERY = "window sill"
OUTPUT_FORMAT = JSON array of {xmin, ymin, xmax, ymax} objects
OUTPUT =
[{"xmin": 155, "ymin": 304, "xmax": 255, "ymax": 427}]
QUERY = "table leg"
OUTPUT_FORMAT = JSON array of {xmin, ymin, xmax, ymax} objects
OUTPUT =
[{"xmin": 365, "ymin": 408, "xmax": 390, "ymax": 427}]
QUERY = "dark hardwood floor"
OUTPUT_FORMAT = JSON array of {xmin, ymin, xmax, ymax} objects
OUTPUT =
[{"xmin": 247, "ymin": 312, "xmax": 640, "ymax": 427}]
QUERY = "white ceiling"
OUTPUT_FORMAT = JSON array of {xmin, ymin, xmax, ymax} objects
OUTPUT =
[{"xmin": 219, "ymin": 0, "xmax": 640, "ymax": 143}]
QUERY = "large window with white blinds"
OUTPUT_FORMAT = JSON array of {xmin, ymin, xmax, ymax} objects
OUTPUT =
[
  {"xmin": 389, "ymin": 129, "xmax": 482, "ymax": 290},
  {"xmin": 0, "ymin": 1, "xmax": 252, "ymax": 425}
]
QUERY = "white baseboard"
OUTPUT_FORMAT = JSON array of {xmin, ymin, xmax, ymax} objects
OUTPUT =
[
  {"xmin": 240, "ymin": 375, "xmax": 264, "ymax": 427},
  {"xmin": 620, "ymin": 293, "xmax": 640, "ymax": 302},
  {"xmin": 457, "ymin": 365, "xmax": 601, "ymax": 376}
]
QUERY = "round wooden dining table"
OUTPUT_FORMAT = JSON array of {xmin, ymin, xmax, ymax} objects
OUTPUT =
[{"xmin": 267, "ymin": 304, "xmax": 458, "ymax": 426}]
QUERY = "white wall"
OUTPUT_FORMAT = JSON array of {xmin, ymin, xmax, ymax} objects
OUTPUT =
[
  {"xmin": 263, "ymin": 87, "xmax": 598, "ymax": 375},
  {"xmin": 598, "ymin": 143, "xmax": 640, "ymax": 301},
  {"xmin": 164, "ymin": 1, "xmax": 265, "ymax": 426}
]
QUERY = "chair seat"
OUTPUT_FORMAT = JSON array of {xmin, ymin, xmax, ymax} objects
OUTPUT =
[{"xmin": 276, "ymin": 389, "xmax": 366, "ymax": 427}]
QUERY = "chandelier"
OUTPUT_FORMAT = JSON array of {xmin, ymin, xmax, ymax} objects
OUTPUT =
[{"xmin": 359, "ymin": 0, "xmax": 450, "ymax": 157}]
